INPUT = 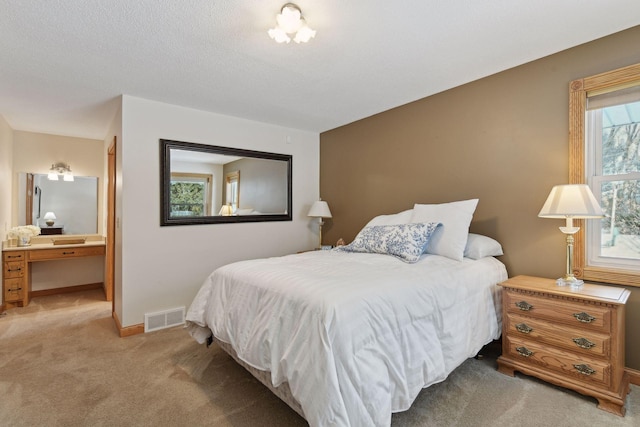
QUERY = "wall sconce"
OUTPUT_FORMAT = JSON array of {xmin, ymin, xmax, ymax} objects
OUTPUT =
[
  {"xmin": 44, "ymin": 212, "xmax": 57, "ymax": 226},
  {"xmin": 268, "ymin": 3, "xmax": 316, "ymax": 44},
  {"xmin": 308, "ymin": 200, "xmax": 332, "ymax": 249},
  {"xmin": 48, "ymin": 162, "xmax": 74, "ymax": 182}
]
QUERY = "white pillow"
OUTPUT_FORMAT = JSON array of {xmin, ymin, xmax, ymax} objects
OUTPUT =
[
  {"xmin": 336, "ymin": 222, "xmax": 440, "ymax": 263},
  {"xmin": 410, "ymin": 199, "xmax": 479, "ymax": 261},
  {"xmin": 365, "ymin": 209, "xmax": 413, "ymax": 227},
  {"xmin": 464, "ymin": 233, "xmax": 503, "ymax": 259}
]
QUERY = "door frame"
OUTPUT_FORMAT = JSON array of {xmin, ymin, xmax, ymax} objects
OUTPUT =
[{"xmin": 106, "ymin": 137, "xmax": 116, "ymax": 306}]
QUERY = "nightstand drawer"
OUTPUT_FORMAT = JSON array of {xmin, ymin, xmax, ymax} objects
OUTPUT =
[
  {"xmin": 504, "ymin": 290, "xmax": 611, "ymax": 333},
  {"xmin": 505, "ymin": 336, "xmax": 611, "ymax": 387},
  {"xmin": 506, "ymin": 313, "xmax": 610, "ymax": 358}
]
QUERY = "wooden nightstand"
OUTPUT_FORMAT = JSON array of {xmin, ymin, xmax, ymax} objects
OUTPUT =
[{"xmin": 497, "ymin": 275, "xmax": 630, "ymax": 416}]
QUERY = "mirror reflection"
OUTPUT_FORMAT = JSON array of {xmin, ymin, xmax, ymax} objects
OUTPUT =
[
  {"xmin": 160, "ymin": 139, "xmax": 292, "ymax": 225},
  {"xmin": 17, "ymin": 173, "xmax": 98, "ymax": 235}
]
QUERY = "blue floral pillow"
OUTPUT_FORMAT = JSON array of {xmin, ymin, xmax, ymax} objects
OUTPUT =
[{"xmin": 336, "ymin": 222, "xmax": 441, "ymax": 263}]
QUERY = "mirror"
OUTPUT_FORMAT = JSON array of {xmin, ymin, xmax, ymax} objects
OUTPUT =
[
  {"xmin": 17, "ymin": 173, "xmax": 99, "ymax": 234},
  {"xmin": 160, "ymin": 139, "xmax": 292, "ymax": 226}
]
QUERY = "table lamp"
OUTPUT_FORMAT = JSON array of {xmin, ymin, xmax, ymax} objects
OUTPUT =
[
  {"xmin": 218, "ymin": 204, "xmax": 233, "ymax": 216},
  {"xmin": 538, "ymin": 184, "xmax": 604, "ymax": 288},
  {"xmin": 44, "ymin": 212, "xmax": 57, "ymax": 226},
  {"xmin": 308, "ymin": 200, "xmax": 332, "ymax": 249}
]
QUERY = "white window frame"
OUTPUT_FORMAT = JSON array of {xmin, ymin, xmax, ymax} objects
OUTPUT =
[
  {"xmin": 169, "ymin": 172, "xmax": 212, "ymax": 216},
  {"xmin": 586, "ymin": 109, "xmax": 640, "ymax": 271}
]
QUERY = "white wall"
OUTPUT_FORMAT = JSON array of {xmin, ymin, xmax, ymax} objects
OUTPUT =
[
  {"xmin": 0, "ymin": 115, "xmax": 14, "ymax": 305},
  {"xmin": 118, "ymin": 96, "xmax": 320, "ymax": 327}
]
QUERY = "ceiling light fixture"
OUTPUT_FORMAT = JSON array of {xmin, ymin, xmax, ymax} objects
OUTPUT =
[{"xmin": 268, "ymin": 3, "xmax": 316, "ymax": 44}]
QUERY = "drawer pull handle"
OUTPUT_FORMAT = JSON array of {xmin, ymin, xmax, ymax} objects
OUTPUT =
[
  {"xmin": 8, "ymin": 267, "xmax": 22, "ymax": 272},
  {"xmin": 62, "ymin": 251, "xmax": 75, "ymax": 255},
  {"xmin": 7, "ymin": 255, "xmax": 22, "ymax": 259},
  {"xmin": 516, "ymin": 346, "xmax": 534, "ymax": 357},
  {"xmin": 515, "ymin": 301, "xmax": 533, "ymax": 311},
  {"xmin": 515, "ymin": 323, "xmax": 533, "ymax": 334},
  {"xmin": 573, "ymin": 312, "xmax": 596, "ymax": 323},
  {"xmin": 573, "ymin": 364, "xmax": 596, "ymax": 376},
  {"xmin": 573, "ymin": 337, "xmax": 596, "ymax": 349}
]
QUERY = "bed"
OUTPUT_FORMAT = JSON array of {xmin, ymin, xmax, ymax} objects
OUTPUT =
[{"xmin": 186, "ymin": 200, "xmax": 508, "ymax": 426}]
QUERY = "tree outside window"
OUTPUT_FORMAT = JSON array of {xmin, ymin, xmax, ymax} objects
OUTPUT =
[{"xmin": 169, "ymin": 173, "xmax": 212, "ymax": 217}]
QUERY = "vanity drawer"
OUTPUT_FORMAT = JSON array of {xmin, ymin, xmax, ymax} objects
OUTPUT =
[
  {"xmin": 505, "ymin": 336, "xmax": 611, "ymax": 388},
  {"xmin": 3, "ymin": 251, "xmax": 26, "ymax": 262},
  {"xmin": 28, "ymin": 245, "xmax": 105, "ymax": 261},
  {"xmin": 4, "ymin": 277, "xmax": 25, "ymax": 302},
  {"xmin": 506, "ymin": 313, "xmax": 610, "ymax": 358},
  {"xmin": 3, "ymin": 261, "xmax": 25, "ymax": 278},
  {"xmin": 504, "ymin": 290, "xmax": 611, "ymax": 333}
]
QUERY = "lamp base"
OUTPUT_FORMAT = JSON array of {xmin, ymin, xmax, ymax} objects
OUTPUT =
[{"xmin": 556, "ymin": 277, "xmax": 584, "ymax": 289}]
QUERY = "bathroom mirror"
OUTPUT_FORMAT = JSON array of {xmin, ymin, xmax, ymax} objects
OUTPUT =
[
  {"xmin": 160, "ymin": 139, "xmax": 292, "ymax": 226},
  {"xmin": 17, "ymin": 173, "xmax": 99, "ymax": 234}
]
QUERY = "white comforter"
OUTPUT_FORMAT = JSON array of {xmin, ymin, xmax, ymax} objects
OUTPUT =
[{"xmin": 186, "ymin": 251, "xmax": 507, "ymax": 427}]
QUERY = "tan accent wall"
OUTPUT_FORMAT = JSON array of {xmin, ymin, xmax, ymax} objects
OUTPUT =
[{"xmin": 320, "ymin": 26, "xmax": 640, "ymax": 368}]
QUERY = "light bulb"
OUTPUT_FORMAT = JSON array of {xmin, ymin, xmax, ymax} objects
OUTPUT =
[
  {"xmin": 268, "ymin": 27, "xmax": 291, "ymax": 43},
  {"xmin": 277, "ymin": 5, "xmax": 302, "ymax": 33},
  {"xmin": 293, "ymin": 23, "xmax": 316, "ymax": 43}
]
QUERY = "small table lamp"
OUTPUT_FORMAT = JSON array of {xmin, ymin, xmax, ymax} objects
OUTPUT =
[
  {"xmin": 44, "ymin": 212, "xmax": 57, "ymax": 226},
  {"xmin": 308, "ymin": 200, "xmax": 332, "ymax": 249},
  {"xmin": 218, "ymin": 204, "xmax": 233, "ymax": 216},
  {"xmin": 538, "ymin": 184, "xmax": 604, "ymax": 288}
]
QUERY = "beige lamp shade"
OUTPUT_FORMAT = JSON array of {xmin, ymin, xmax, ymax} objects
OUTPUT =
[
  {"xmin": 218, "ymin": 205, "xmax": 233, "ymax": 216},
  {"xmin": 538, "ymin": 184, "xmax": 604, "ymax": 219},
  {"xmin": 307, "ymin": 200, "xmax": 332, "ymax": 218}
]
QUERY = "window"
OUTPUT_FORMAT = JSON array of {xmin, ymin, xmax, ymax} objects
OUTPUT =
[
  {"xmin": 224, "ymin": 171, "xmax": 239, "ymax": 211},
  {"xmin": 569, "ymin": 62, "xmax": 640, "ymax": 286},
  {"xmin": 586, "ymin": 92, "xmax": 640, "ymax": 270},
  {"xmin": 169, "ymin": 173, "xmax": 212, "ymax": 217}
]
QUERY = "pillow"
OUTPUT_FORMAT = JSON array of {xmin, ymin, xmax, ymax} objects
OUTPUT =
[
  {"xmin": 464, "ymin": 233, "xmax": 504, "ymax": 259},
  {"xmin": 336, "ymin": 222, "xmax": 440, "ymax": 263},
  {"xmin": 365, "ymin": 209, "xmax": 413, "ymax": 227},
  {"xmin": 410, "ymin": 199, "xmax": 479, "ymax": 261}
]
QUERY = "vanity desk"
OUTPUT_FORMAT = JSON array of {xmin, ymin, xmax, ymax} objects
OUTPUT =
[{"xmin": 2, "ymin": 236, "xmax": 105, "ymax": 309}]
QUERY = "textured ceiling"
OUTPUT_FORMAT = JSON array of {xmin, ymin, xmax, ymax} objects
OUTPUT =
[{"xmin": 1, "ymin": 1, "xmax": 640, "ymax": 140}]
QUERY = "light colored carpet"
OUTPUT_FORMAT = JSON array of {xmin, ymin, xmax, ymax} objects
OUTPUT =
[{"xmin": 0, "ymin": 290, "xmax": 637, "ymax": 426}]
